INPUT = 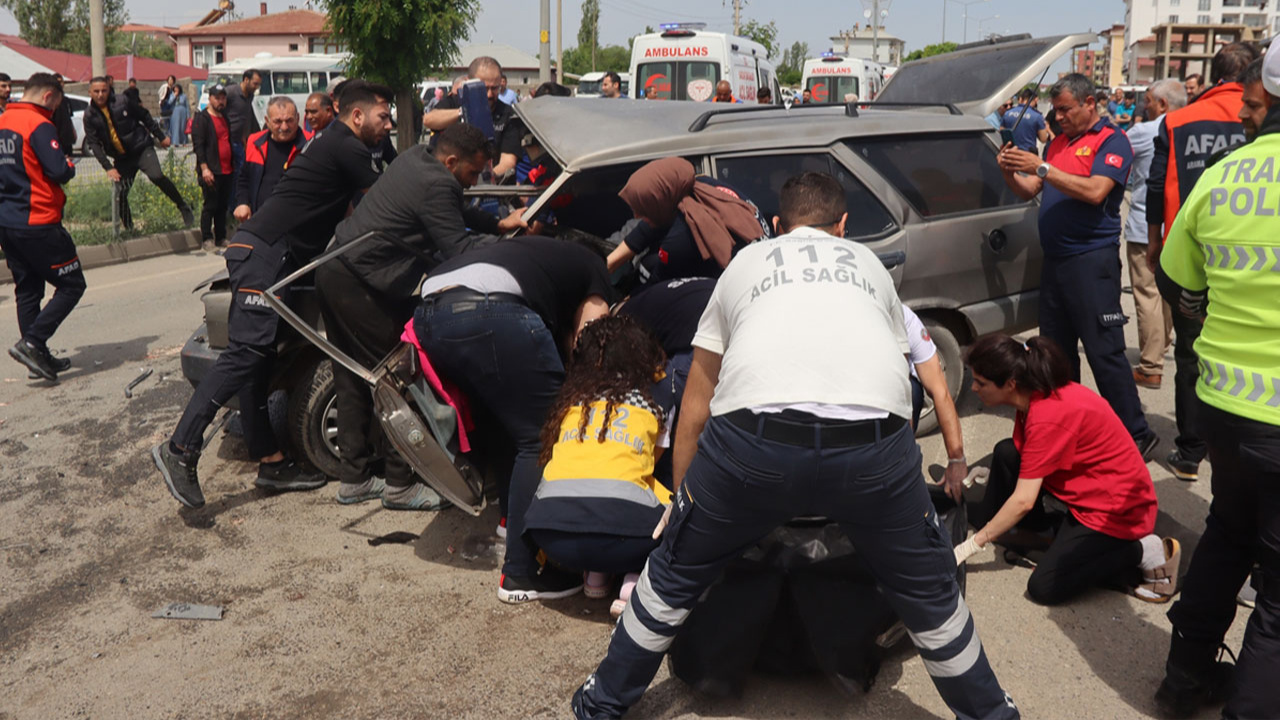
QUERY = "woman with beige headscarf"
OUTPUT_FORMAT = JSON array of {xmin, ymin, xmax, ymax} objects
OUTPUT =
[{"xmin": 605, "ymin": 157, "xmax": 770, "ymax": 283}]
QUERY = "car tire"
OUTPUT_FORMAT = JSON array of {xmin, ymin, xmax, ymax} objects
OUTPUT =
[
  {"xmin": 915, "ymin": 319, "xmax": 965, "ymax": 437},
  {"xmin": 287, "ymin": 357, "xmax": 343, "ymax": 478}
]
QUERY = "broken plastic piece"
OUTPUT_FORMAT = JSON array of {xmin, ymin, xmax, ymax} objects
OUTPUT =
[
  {"xmin": 152, "ymin": 602, "xmax": 224, "ymax": 621},
  {"xmin": 124, "ymin": 368, "xmax": 154, "ymax": 399}
]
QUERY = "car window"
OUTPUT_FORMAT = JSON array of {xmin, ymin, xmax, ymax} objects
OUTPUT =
[
  {"xmin": 806, "ymin": 76, "xmax": 859, "ymax": 104},
  {"xmin": 273, "ymin": 72, "xmax": 310, "ymax": 95},
  {"xmin": 637, "ymin": 61, "xmax": 720, "ymax": 101},
  {"xmin": 64, "ymin": 97, "xmax": 88, "ymax": 114},
  {"xmin": 310, "ymin": 72, "xmax": 329, "ymax": 91},
  {"xmin": 715, "ymin": 152, "xmax": 897, "ymax": 241},
  {"xmin": 846, "ymin": 134, "xmax": 1024, "ymax": 218}
]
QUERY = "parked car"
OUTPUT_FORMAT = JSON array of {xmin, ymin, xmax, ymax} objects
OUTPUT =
[{"xmin": 181, "ymin": 33, "xmax": 1092, "ymax": 472}]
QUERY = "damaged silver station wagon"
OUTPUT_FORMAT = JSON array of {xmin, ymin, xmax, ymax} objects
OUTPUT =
[{"xmin": 180, "ymin": 33, "xmax": 1095, "ymax": 476}]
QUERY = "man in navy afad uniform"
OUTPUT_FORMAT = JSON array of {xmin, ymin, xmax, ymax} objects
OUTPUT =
[
  {"xmin": 573, "ymin": 173, "xmax": 1017, "ymax": 719},
  {"xmin": 0, "ymin": 73, "xmax": 79, "ymax": 382},
  {"xmin": 153, "ymin": 81, "xmax": 393, "ymax": 510},
  {"xmin": 997, "ymin": 73, "xmax": 1157, "ymax": 458}
]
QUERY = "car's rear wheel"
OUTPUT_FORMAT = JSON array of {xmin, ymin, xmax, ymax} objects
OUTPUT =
[
  {"xmin": 287, "ymin": 358, "xmax": 342, "ymax": 478},
  {"xmin": 915, "ymin": 319, "xmax": 965, "ymax": 437}
]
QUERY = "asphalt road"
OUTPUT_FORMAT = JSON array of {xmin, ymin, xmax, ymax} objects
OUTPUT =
[{"xmin": 0, "ymin": 250, "xmax": 1246, "ymax": 719}]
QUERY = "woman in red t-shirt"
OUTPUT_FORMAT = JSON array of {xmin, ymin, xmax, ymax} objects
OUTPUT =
[{"xmin": 956, "ymin": 334, "xmax": 1180, "ymax": 605}]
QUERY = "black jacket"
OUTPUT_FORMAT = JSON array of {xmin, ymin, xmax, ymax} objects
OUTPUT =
[
  {"xmin": 51, "ymin": 99, "xmax": 76, "ymax": 157},
  {"xmin": 224, "ymin": 83, "xmax": 260, "ymax": 144},
  {"xmin": 190, "ymin": 109, "xmax": 232, "ymax": 177},
  {"xmin": 333, "ymin": 144, "xmax": 500, "ymax": 299},
  {"xmin": 83, "ymin": 93, "xmax": 166, "ymax": 169}
]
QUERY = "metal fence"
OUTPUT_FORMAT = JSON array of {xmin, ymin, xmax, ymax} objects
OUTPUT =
[{"xmin": 64, "ymin": 145, "xmax": 202, "ymax": 246}]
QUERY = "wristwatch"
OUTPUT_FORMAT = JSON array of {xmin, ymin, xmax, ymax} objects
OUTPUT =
[{"xmin": 1036, "ymin": 162, "xmax": 1051, "ymax": 179}]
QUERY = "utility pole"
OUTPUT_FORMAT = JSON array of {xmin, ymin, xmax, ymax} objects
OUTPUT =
[
  {"xmin": 872, "ymin": 0, "xmax": 880, "ymax": 64},
  {"xmin": 556, "ymin": 0, "xmax": 563, "ymax": 84},
  {"xmin": 941, "ymin": 0, "xmax": 947, "ymax": 43},
  {"xmin": 539, "ymin": 0, "xmax": 551, "ymax": 83},
  {"xmin": 733, "ymin": 0, "xmax": 742, "ymax": 35},
  {"xmin": 89, "ymin": 0, "xmax": 107, "ymax": 77}
]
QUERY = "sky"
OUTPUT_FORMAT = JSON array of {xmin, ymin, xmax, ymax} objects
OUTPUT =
[{"xmin": 0, "ymin": 0, "xmax": 1125, "ymax": 61}]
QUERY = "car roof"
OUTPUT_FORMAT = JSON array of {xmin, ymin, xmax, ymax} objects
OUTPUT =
[{"xmin": 515, "ymin": 97, "xmax": 991, "ymax": 173}]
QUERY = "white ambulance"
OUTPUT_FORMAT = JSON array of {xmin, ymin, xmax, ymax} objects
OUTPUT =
[
  {"xmin": 801, "ymin": 54, "xmax": 886, "ymax": 104},
  {"xmin": 628, "ymin": 23, "xmax": 779, "ymax": 103}
]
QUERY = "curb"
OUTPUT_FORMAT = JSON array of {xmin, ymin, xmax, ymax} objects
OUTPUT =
[{"xmin": 0, "ymin": 229, "xmax": 205, "ymax": 285}]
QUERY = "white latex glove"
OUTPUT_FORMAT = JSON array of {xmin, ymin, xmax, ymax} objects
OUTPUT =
[
  {"xmin": 652, "ymin": 503, "xmax": 673, "ymax": 540},
  {"xmin": 954, "ymin": 536, "xmax": 984, "ymax": 565},
  {"xmin": 963, "ymin": 466, "xmax": 990, "ymax": 488}
]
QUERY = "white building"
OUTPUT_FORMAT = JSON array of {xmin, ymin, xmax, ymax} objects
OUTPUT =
[
  {"xmin": 829, "ymin": 26, "xmax": 904, "ymax": 66},
  {"xmin": 1123, "ymin": 0, "xmax": 1275, "ymax": 82}
]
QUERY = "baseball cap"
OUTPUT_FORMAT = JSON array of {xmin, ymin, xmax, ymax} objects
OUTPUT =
[
  {"xmin": 1264, "ymin": 40, "xmax": 1280, "ymax": 97},
  {"xmin": 208, "ymin": 83, "xmax": 227, "ymax": 96}
]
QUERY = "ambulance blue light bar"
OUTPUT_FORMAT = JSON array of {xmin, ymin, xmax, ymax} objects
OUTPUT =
[{"xmin": 660, "ymin": 22, "xmax": 707, "ymax": 30}]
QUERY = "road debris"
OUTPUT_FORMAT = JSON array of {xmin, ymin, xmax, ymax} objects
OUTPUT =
[
  {"xmin": 124, "ymin": 368, "xmax": 154, "ymax": 399},
  {"xmin": 152, "ymin": 602, "xmax": 224, "ymax": 621}
]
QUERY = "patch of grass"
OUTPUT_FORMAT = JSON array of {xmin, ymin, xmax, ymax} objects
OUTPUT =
[{"xmin": 63, "ymin": 149, "xmax": 204, "ymax": 247}]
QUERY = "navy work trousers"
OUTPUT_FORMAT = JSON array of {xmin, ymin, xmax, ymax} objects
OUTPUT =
[
  {"xmin": 575, "ymin": 414, "xmax": 1018, "ymax": 720},
  {"xmin": 1169, "ymin": 311, "xmax": 1206, "ymax": 463},
  {"xmin": 1039, "ymin": 246, "xmax": 1152, "ymax": 444},
  {"xmin": 1166, "ymin": 401, "xmax": 1280, "ymax": 718},
  {"xmin": 171, "ymin": 232, "xmax": 289, "ymax": 460},
  {"xmin": 413, "ymin": 296, "xmax": 564, "ymax": 579},
  {"xmin": 0, "ymin": 225, "xmax": 85, "ymax": 349}
]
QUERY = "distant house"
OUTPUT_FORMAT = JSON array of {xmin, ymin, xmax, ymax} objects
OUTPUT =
[
  {"xmin": 0, "ymin": 34, "xmax": 208, "ymax": 83},
  {"xmin": 171, "ymin": 7, "xmax": 342, "ymax": 69}
]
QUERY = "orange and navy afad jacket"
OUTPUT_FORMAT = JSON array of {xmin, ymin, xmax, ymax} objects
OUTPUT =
[
  {"xmin": 234, "ymin": 126, "xmax": 312, "ymax": 212},
  {"xmin": 1148, "ymin": 82, "xmax": 1246, "ymax": 239},
  {"xmin": 0, "ymin": 102, "xmax": 76, "ymax": 228}
]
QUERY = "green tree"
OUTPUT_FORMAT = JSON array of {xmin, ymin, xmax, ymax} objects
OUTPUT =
[
  {"xmin": 904, "ymin": 41, "xmax": 958, "ymax": 63},
  {"xmin": 578, "ymin": 0, "xmax": 600, "ymax": 71},
  {"xmin": 0, "ymin": 0, "xmax": 127, "ymax": 54},
  {"xmin": 627, "ymin": 26, "xmax": 655, "ymax": 51},
  {"xmin": 738, "ymin": 18, "xmax": 778, "ymax": 58},
  {"xmin": 322, "ymin": 0, "xmax": 478, "ymax": 151},
  {"xmin": 108, "ymin": 32, "xmax": 177, "ymax": 62},
  {"xmin": 562, "ymin": 44, "xmax": 629, "ymax": 78}
]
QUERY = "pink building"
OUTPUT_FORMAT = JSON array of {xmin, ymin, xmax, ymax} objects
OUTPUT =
[{"xmin": 171, "ymin": 7, "xmax": 342, "ymax": 69}]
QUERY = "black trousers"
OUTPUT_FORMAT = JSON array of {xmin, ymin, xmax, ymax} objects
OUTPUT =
[
  {"xmin": 529, "ymin": 529, "xmax": 659, "ymax": 575},
  {"xmin": 199, "ymin": 174, "xmax": 233, "ymax": 243},
  {"xmin": 1166, "ymin": 401, "xmax": 1280, "ymax": 719},
  {"xmin": 315, "ymin": 261, "xmax": 414, "ymax": 488},
  {"xmin": 1170, "ymin": 311, "xmax": 1206, "ymax": 463},
  {"xmin": 0, "ymin": 225, "xmax": 85, "ymax": 349},
  {"xmin": 115, "ymin": 145, "xmax": 187, "ymax": 230},
  {"xmin": 1039, "ymin": 247, "xmax": 1152, "ymax": 444},
  {"xmin": 970, "ymin": 439, "xmax": 1143, "ymax": 606},
  {"xmin": 171, "ymin": 232, "xmax": 289, "ymax": 459}
]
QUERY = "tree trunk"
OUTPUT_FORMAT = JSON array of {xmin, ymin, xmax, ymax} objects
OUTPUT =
[{"xmin": 397, "ymin": 86, "xmax": 417, "ymax": 153}]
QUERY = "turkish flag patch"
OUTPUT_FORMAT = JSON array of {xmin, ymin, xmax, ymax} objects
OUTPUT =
[
  {"xmin": 658, "ymin": 249, "xmax": 669, "ymax": 264},
  {"xmin": 1104, "ymin": 153, "xmax": 1123, "ymax": 169},
  {"xmin": 51, "ymin": 139, "xmax": 59, "ymax": 150}
]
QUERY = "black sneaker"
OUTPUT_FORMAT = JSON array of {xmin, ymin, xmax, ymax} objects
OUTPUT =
[
  {"xmin": 153, "ymin": 443, "xmax": 204, "ymax": 509},
  {"xmin": 28, "ymin": 354, "xmax": 70, "ymax": 379},
  {"xmin": 9, "ymin": 339, "xmax": 59, "ymax": 381},
  {"xmin": 1166, "ymin": 448, "xmax": 1200, "ymax": 482},
  {"xmin": 1136, "ymin": 432, "xmax": 1160, "ymax": 463},
  {"xmin": 254, "ymin": 460, "xmax": 327, "ymax": 492},
  {"xmin": 1154, "ymin": 660, "xmax": 1233, "ymax": 719},
  {"xmin": 179, "ymin": 204, "xmax": 196, "ymax": 228},
  {"xmin": 498, "ymin": 566, "xmax": 584, "ymax": 604}
]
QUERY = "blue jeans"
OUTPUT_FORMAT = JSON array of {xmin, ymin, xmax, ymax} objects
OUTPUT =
[
  {"xmin": 575, "ymin": 414, "xmax": 1017, "ymax": 719},
  {"xmin": 414, "ymin": 297, "xmax": 565, "ymax": 578}
]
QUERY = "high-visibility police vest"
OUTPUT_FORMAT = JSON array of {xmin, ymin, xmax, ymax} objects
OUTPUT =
[
  {"xmin": 523, "ymin": 392, "xmax": 672, "ymax": 538},
  {"xmin": 1161, "ymin": 133, "xmax": 1280, "ymax": 427}
]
